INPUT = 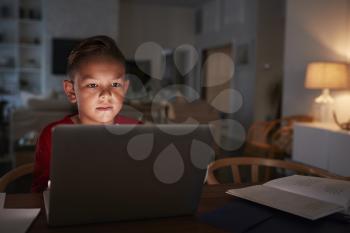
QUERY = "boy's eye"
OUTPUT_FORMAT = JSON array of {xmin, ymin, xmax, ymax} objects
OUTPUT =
[
  {"xmin": 112, "ymin": 82, "xmax": 122, "ymax": 88},
  {"xmin": 87, "ymin": 83, "xmax": 97, "ymax": 88}
]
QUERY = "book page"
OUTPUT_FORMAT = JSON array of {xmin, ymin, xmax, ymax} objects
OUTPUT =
[
  {"xmin": 227, "ymin": 185, "xmax": 344, "ymax": 220},
  {"xmin": 0, "ymin": 209, "xmax": 40, "ymax": 233},
  {"xmin": 0, "ymin": 193, "xmax": 5, "ymax": 208},
  {"xmin": 263, "ymin": 175, "xmax": 350, "ymax": 211}
]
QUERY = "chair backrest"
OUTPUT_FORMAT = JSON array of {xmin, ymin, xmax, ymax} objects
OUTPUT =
[
  {"xmin": 9, "ymin": 109, "xmax": 70, "ymax": 167},
  {"xmin": 246, "ymin": 120, "xmax": 279, "ymax": 144},
  {"xmin": 244, "ymin": 120, "xmax": 280, "ymax": 157},
  {"xmin": 0, "ymin": 163, "xmax": 34, "ymax": 192},
  {"xmin": 270, "ymin": 115, "xmax": 314, "ymax": 157},
  {"xmin": 207, "ymin": 157, "xmax": 348, "ymax": 185}
]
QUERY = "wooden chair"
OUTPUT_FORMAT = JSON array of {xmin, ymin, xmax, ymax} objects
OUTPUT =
[
  {"xmin": 244, "ymin": 115, "xmax": 314, "ymax": 159},
  {"xmin": 207, "ymin": 157, "xmax": 348, "ymax": 185},
  {"xmin": 244, "ymin": 120, "xmax": 280, "ymax": 158},
  {"xmin": 0, "ymin": 163, "xmax": 34, "ymax": 192},
  {"xmin": 9, "ymin": 109, "xmax": 70, "ymax": 168},
  {"xmin": 270, "ymin": 115, "xmax": 314, "ymax": 158}
]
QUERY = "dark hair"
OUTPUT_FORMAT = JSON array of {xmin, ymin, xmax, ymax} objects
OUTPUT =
[{"xmin": 67, "ymin": 35, "xmax": 126, "ymax": 79}]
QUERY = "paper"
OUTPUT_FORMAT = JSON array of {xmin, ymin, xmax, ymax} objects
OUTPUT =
[
  {"xmin": 0, "ymin": 209, "xmax": 40, "ymax": 233},
  {"xmin": 264, "ymin": 175, "xmax": 350, "ymax": 210},
  {"xmin": 227, "ymin": 185, "xmax": 343, "ymax": 220},
  {"xmin": 0, "ymin": 193, "xmax": 5, "ymax": 208}
]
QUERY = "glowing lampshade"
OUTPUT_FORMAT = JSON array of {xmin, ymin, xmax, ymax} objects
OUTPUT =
[
  {"xmin": 305, "ymin": 62, "xmax": 349, "ymax": 89},
  {"xmin": 305, "ymin": 62, "xmax": 349, "ymax": 104}
]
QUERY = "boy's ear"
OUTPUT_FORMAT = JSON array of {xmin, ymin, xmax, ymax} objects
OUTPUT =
[
  {"xmin": 63, "ymin": 80, "xmax": 77, "ymax": 103},
  {"xmin": 123, "ymin": 79, "xmax": 130, "ymax": 94}
]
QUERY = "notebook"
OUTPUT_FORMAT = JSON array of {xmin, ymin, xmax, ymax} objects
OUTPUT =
[{"xmin": 226, "ymin": 175, "xmax": 350, "ymax": 220}]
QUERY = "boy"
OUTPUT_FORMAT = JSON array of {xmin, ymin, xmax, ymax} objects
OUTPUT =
[{"xmin": 32, "ymin": 35, "xmax": 141, "ymax": 192}]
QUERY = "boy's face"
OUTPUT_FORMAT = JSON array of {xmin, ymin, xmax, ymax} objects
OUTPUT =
[{"xmin": 63, "ymin": 59, "xmax": 128, "ymax": 124}]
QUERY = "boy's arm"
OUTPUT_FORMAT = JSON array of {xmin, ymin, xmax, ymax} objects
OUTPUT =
[{"xmin": 31, "ymin": 127, "xmax": 51, "ymax": 193}]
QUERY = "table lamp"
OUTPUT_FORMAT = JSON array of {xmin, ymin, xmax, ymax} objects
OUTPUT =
[{"xmin": 305, "ymin": 62, "xmax": 349, "ymax": 122}]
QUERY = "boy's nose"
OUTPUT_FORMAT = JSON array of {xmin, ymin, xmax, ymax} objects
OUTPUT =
[{"xmin": 99, "ymin": 88, "xmax": 112, "ymax": 98}]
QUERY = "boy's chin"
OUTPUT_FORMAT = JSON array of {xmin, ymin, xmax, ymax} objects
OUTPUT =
[
  {"xmin": 92, "ymin": 114, "xmax": 117, "ymax": 124},
  {"xmin": 97, "ymin": 117, "xmax": 116, "ymax": 124}
]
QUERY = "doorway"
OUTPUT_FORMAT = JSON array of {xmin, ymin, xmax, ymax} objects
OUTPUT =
[{"xmin": 201, "ymin": 44, "xmax": 233, "ymax": 114}]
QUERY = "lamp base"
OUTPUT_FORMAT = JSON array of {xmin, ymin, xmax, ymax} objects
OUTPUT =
[
  {"xmin": 314, "ymin": 89, "xmax": 334, "ymax": 123},
  {"xmin": 315, "ymin": 89, "xmax": 334, "ymax": 104}
]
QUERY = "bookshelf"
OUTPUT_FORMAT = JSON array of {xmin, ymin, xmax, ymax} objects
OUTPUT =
[{"xmin": 0, "ymin": 0, "xmax": 44, "ymax": 107}]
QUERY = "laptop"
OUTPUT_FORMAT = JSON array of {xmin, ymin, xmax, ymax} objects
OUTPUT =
[{"xmin": 44, "ymin": 124, "xmax": 214, "ymax": 226}]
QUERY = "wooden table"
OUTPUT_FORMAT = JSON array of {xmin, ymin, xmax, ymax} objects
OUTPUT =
[{"xmin": 4, "ymin": 184, "xmax": 236, "ymax": 233}]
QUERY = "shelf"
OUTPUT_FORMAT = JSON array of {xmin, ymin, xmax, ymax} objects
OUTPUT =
[
  {"xmin": 19, "ymin": 67, "xmax": 41, "ymax": 73},
  {"xmin": 0, "ymin": 67, "xmax": 42, "ymax": 73},
  {"xmin": 0, "ymin": 43, "xmax": 17, "ymax": 48},
  {"xmin": 19, "ymin": 43, "xmax": 41, "ymax": 49},
  {"xmin": 19, "ymin": 19, "xmax": 42, "ymax": 25},
  {"xmin": 0, "ymin": 1, "xmax": 44, "ymax": 107},
  {"xmin": 0, "ymin": 18, "xmax": 18, "ymax": 24},
  {"xmin": 0, "ymin": 94, "xmax": 17, "ymax": 99},
  {"xmin": 0, "ymin": 68, "xmax": 16, "ymax": 73}
]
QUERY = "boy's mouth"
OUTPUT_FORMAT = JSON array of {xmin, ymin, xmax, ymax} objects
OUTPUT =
[{"xmin": 96, "ymin": 106, "xmax": 113, "ymax": 111}]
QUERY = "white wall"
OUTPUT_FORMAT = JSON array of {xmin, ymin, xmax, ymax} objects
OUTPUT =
[
  {"xmin": 254, "ymin": 0, "xmax": 285, "ymax": 121},
  {"xmin": 118, "ymin": 1, "xmax": 196, "ymax": 99},
  {"xmin": 283, "ymin": 0, "xmax": 350, "ymax": 121},
  {"xmin": 118, "ymin": 0, "xmax": 195, "ymax": 83},
  {"xmin": 43, "ymin": 0, "xmax": 120, "ymax": 94},
  {"xmin": 119, "ymin": 1, "xmax": 195, "ymax": 58}
]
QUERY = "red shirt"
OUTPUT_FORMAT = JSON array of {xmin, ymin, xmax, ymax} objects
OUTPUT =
[{"xmin": 32, "ymin": 115, "xmax": 142, "ymax": 192}]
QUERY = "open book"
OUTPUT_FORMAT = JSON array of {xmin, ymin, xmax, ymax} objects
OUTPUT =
[{"xmin": 226, "ymin": 175, "xmax": 350, "ymax": 220}]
